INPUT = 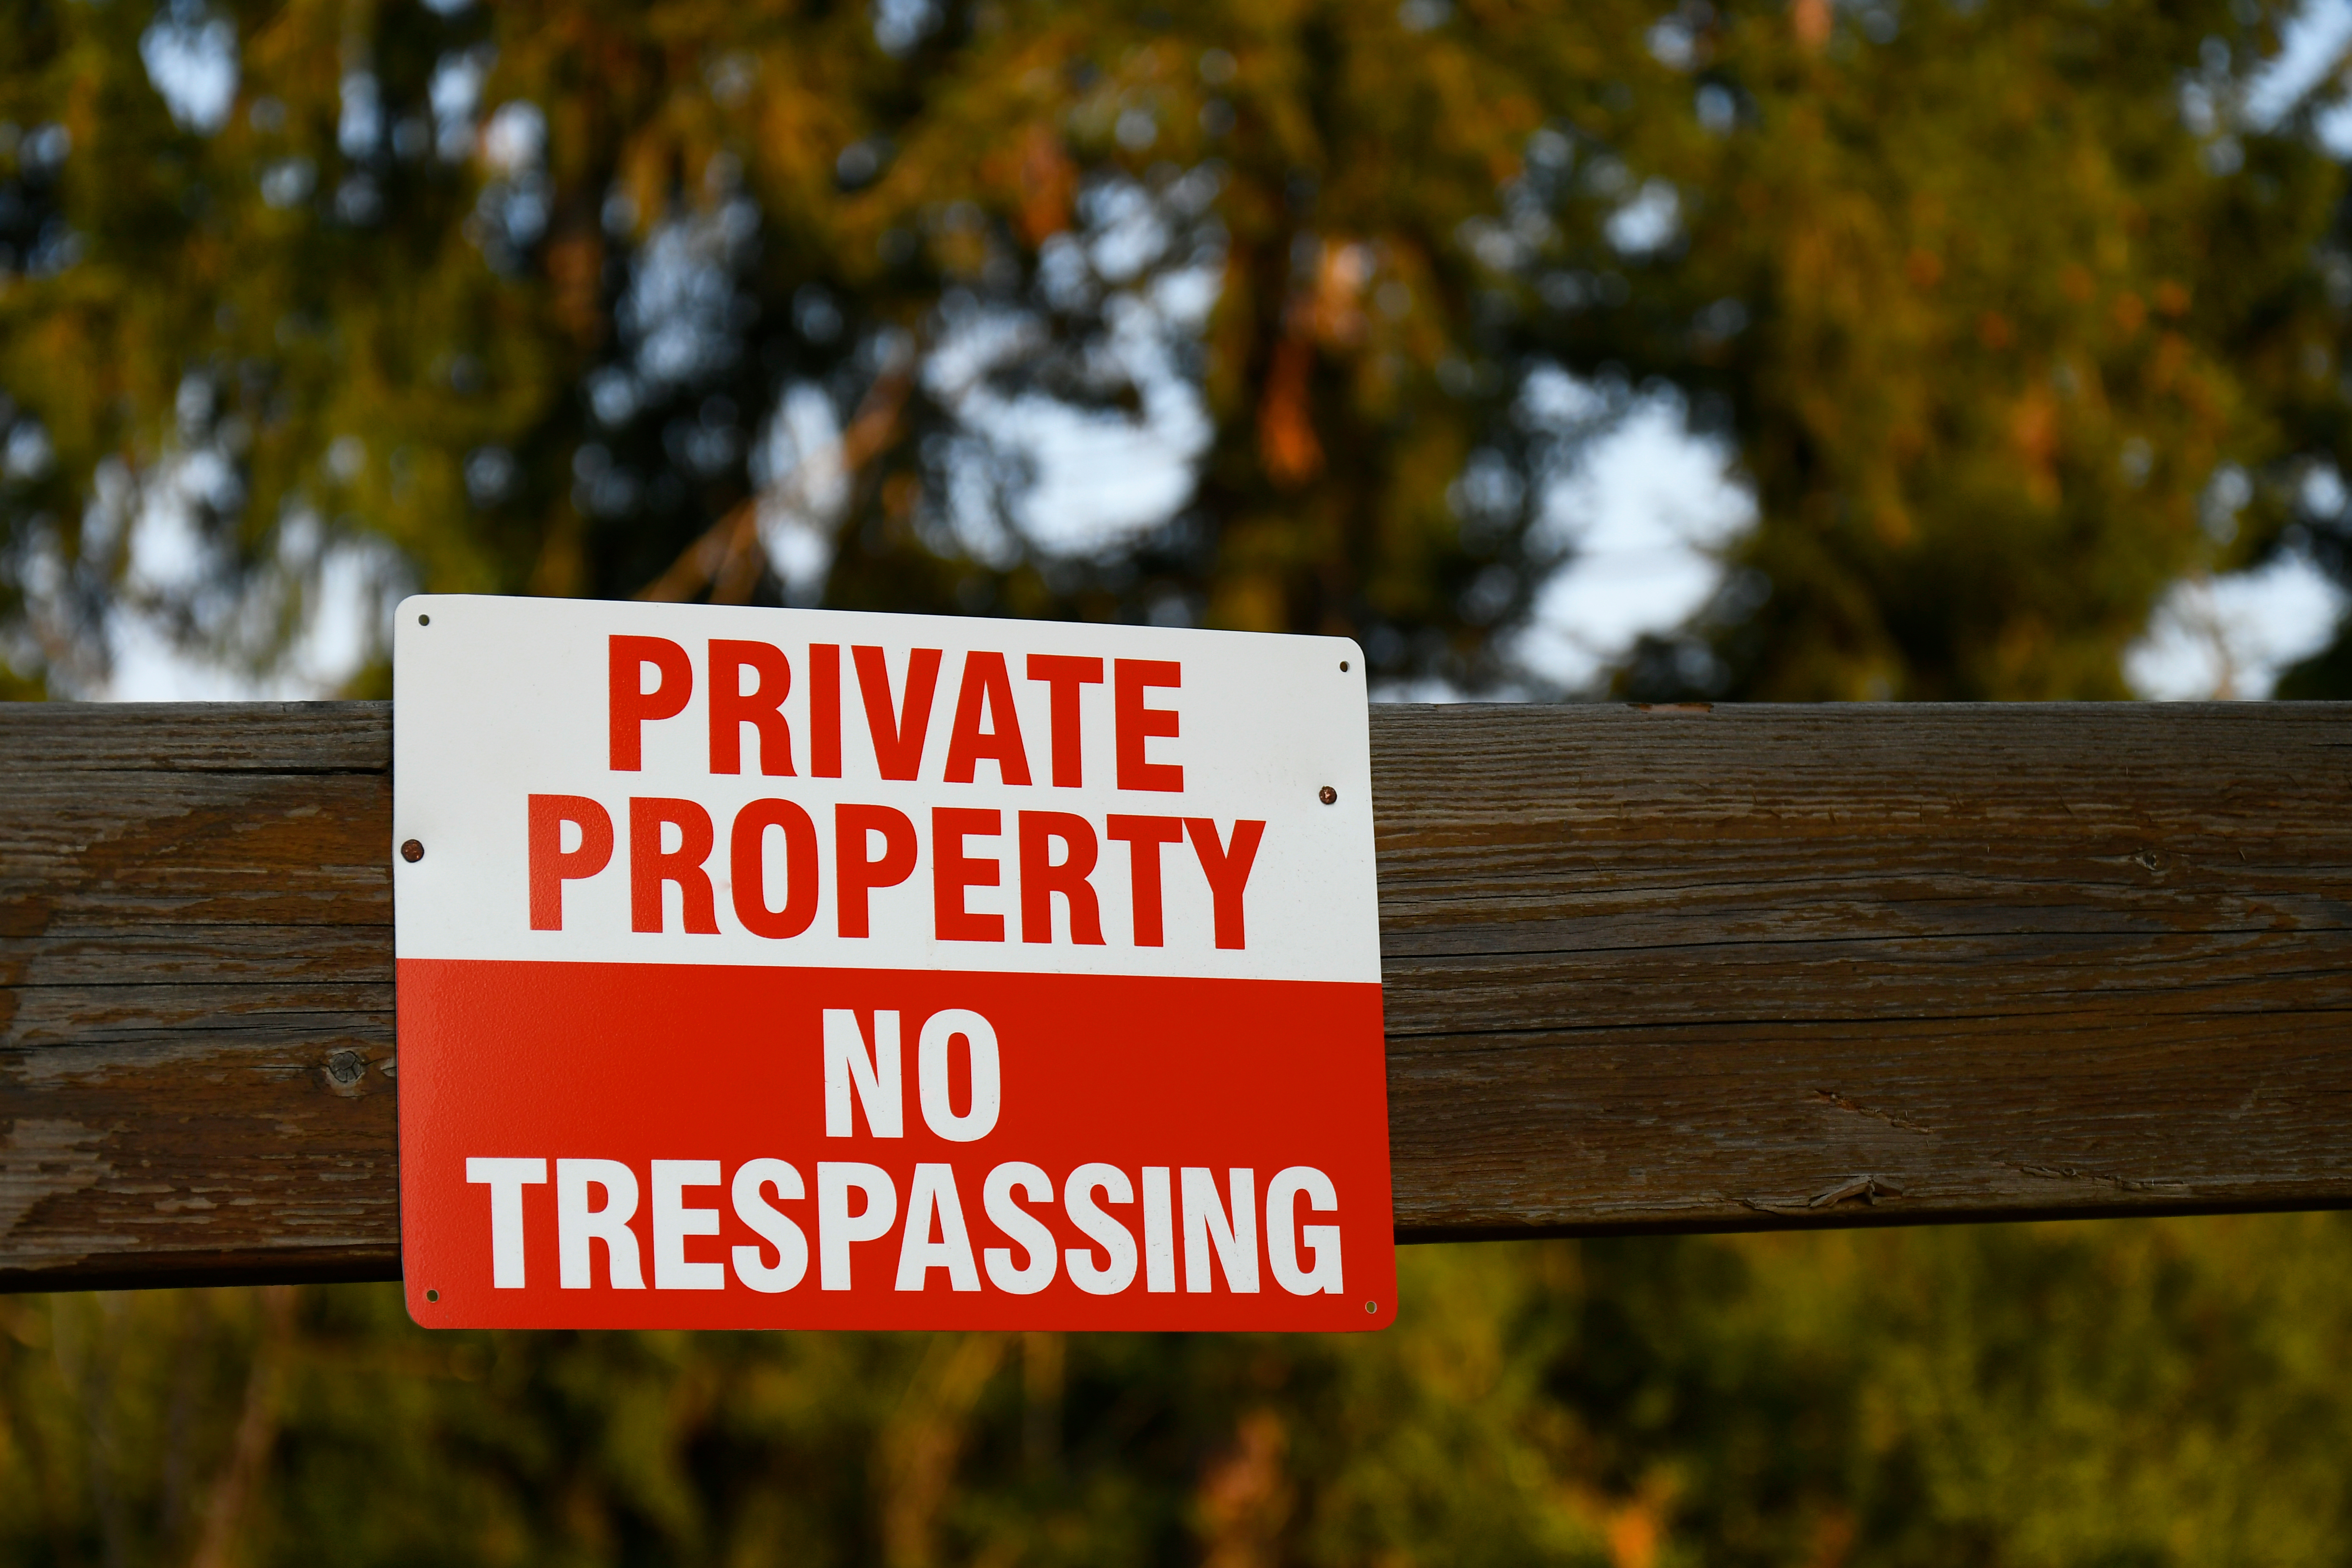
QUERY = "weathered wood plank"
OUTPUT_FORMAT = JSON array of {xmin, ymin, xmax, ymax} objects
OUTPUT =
[
  {"xmin": 0, "ymin": 702, "xmax": 396, "ymax": 1289},
  {"xmin": 1374, "ymin": 701, "xmax": 2352, "ymax": 1237},
  {"xmin": 1, "ymin": 699, "xmax": 2346, "ymax": 1288}
]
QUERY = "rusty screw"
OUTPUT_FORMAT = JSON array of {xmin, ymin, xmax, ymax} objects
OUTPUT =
[
  {"xmin": 400, "ymin": 839, "xmax": 424, "ymax": 863},
  {"xmin": 1318, "ymin": 786, "xmax": 1337, "ymax": 806}
]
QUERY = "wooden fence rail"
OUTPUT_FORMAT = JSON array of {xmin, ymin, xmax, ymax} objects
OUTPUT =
[{"xmin": 1, "ymin": 700, "xmax": 2347, "ymax": 1290}]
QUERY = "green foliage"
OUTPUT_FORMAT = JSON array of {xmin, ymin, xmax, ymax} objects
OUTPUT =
[
  {"xmin": 3, "ymin": 0, "xmax": 2350, "ymax": 696},
  {"xmin": 5, "ymin": 8, "xmax": 2349, "ymax": 1556},
  {"xmin": 1583, "ymin": 3, "xmax": 2346, "ymax": 698},
  {"xmin": 5, "ymin": 1220, "xmax": 2352, "ymax": 1564}
]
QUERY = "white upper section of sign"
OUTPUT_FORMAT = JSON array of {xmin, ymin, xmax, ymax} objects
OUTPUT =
[{"xmin": 392, "ymin": 596, "xmax": 1379, "ymax": 983}]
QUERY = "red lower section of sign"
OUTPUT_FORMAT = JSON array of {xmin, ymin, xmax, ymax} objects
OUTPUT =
[{"xmin": 397, "ymin": 960, "xmax": 1394, "ymax": 1330}]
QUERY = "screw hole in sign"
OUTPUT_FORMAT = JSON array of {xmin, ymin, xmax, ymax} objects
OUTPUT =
[
  {"xmin": 1364, "ymin": 1300, "xmax": 1377, "ymax": 1314},
  {"xmin": 1340, "ymin": 659, "xmax": 1350, "ymax": 671},
  {"xmin": 419, "ymin": 613, "xmax": 430, "ymax": 625},
  {"xmin": 425, "ymin": 1289, "xmax": 439, "ymax": 1303}
]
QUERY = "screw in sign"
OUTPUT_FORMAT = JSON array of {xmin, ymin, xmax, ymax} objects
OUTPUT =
[{"xmin": 393, "ymin": 596, "xmax": 1393, "ymax": 1330}]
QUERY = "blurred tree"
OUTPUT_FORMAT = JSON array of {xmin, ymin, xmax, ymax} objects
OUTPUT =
[
  {"xmin": 7, "ymin": 10, "xmax": 2352, "ymax": 1562},
  {"xmin": 2274, "ymin": 452, "xmax": 2352, "ymax": 694},
  {"xmin": 5, "ymin": 1220, "xmax": 2352, "ymax": 1565},
  {"xmin": 2, "ymin": 0, "xmax": 2347, "ymax": 699},
  {"xmin": 1585, "ymin": 3, "xmax": 2352, "ymax": 700}
]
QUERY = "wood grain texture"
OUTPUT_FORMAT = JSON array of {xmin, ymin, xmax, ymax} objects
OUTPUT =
[
  {"xmin": 1, "ymin": 699, "xmax": 2347, "ymax": 1288},
  {"xmin": 1373, "ymin": 701, "xmax": 2352, "ymax": 1239},
  {"xmin": 0, "ymin": 703, "xmax": 395, "ymax": 1290}
]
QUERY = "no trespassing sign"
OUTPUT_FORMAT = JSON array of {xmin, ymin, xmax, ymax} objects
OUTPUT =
[{"xmin": 393, "ymin": 596, "xmax": 1393, "ymax": 1331}]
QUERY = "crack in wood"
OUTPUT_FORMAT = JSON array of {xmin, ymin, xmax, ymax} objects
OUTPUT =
[
  {"xmin": 1812, "ymin": 1090, "xmax": 1935, "ymax": 1136},
  {"xmin": 2005, "ymin": 1162, "xmax": 2189, "ymax": 1194}
]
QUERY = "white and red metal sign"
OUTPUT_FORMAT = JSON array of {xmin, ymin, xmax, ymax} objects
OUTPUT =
[{"xmin": 392, "ymin": 596, "xmax": 1392, "ymax": 1330}]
